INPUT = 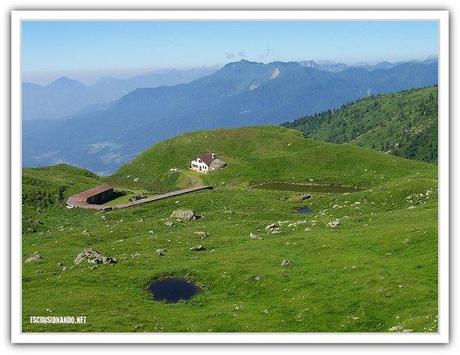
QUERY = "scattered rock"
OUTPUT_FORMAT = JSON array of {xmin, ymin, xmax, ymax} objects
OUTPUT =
[
  {"xmin": 74, "ymin": 248, "xmax": 117, "ymax": 265},
  {"xmin": 265, "ymin": 223, "xmax": 278, "ymax": 231},
  {"xmin": 25, "ymin": 252, "xmax": 42, "ymax": 263},
  {"xmin": 209, "ymin": 158, "xmax": 227, "ymax": 171},
  {"xmin": 288, "ymin": 220, "xmax": 307, "ymax": 228},
  {"xmin": 281, "ymin": 259, "xmax": 291, "ymax": 267},
  {"xmin": 194, "ymin": 231, "xmax": 209, "ymax": 238},
  {"xmin": 388, "ymin": 325, "xmax": 403, "ymax": 332},
  {"xmin": 170, "ymin": 209, "xmax": 198, "ymax": 221},
  {"xmin": 155, "ymin": 248, "xmax": 166, "ymax": 256},
  {"xmin": 190, "ymin": 244, "xmax": 206, "ymax": 251},
  {"xmin": 249, "ymin": 232, "xmax": 262, "ymax": 240},
  {"xmin": 57, "ymin": 262, "xmax": 67, "ymax": 271},
  {"xmin": 327, "ymin": 219, "xmax": 341, "ymax": 228},
  {"xmin": 164, "ymin": 221, "xmax": 175, "ymax": 227},
  {"xmin": 299, "ymin": 194, "xmax": 311, "ymax": 200}
]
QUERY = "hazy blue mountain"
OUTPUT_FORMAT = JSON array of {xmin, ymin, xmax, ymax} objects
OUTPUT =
[
  {"xmin": 22, "ymin": 78, "xmax": 101, "ymax": 121},
  {"xmin": 91, "ymin": 67, "xmax": 218, "ymax": 102},
  {"xmin": 23, "ymin": 59, "xmax": 438, "ymax": 174},
  {"xmin": 297, "ymin": 57, "xmax": 439, "ymax": 73},
  {"xmin": 22, "ymin": 67, "xmax": 218, "ymax": 121},
  {"xmin": 298, "ymin": 60, "xmax": 349, "ymax": 72}
]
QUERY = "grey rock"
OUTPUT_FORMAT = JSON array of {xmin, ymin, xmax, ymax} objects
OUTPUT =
[
  {"xmin": 74, "ymin": 248, "xmax": 117, "ymax": 265},
  {"xmin": 249, "ymin": 232, "xmax": 262, "ymax": 240},
  {"xmin": 164, "ymin": 220, "xmax": 175, "ymax": 227},
  {"xmin": 265, "ymin": 223, "xmax": 278, "ymax": 231},
  {"xmin": 194, "ymin": 231, "xmax": 209, "ymax": 238},
  {"xmin": 326, "ymin": 219, "xmax": 341, "ymax": 228},
  {"xmin": 57, "ymin": 262, "xmax": 67, "ymax": 271},
  {"xmin": 25, "ymin": 252, "xmax": 42, "ymax": 263},
  {"xmin": 209, "ymin": 158, "xmax": 227, "ymax": 171},
  {"xmin": 155, "ymin": 248, "xmax": 166, "ymax": 256},
  {"xmin": 190, "ymin": 244, "xmax": 206, "ymax": 251},
  {"xmin": 281, "ymin": 258, "xmax": 291, "ymax": 267},
  {"xmin": 170, "ymin": 209, "xmax": 197, "ymax": 221}
]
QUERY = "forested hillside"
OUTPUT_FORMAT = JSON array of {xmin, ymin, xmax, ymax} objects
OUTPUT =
[{"xmin": 283, "ymin": 86, "xmax": 438, "ymax": 163}]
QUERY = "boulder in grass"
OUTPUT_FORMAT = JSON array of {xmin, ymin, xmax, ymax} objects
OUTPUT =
[
  {"xmin": 249, "ymin": 232, "xmax": 262, "ymax": 240},
  {"xmin": 209, "ymin": 158, "xmax": 227, "ymax": 172},
  {"xmin": 265, "ymin": 223, "xmax": 278, "ymax": 232},
  {"xmin": 327, "ymin": 219, "xmax": 341, "ymax": 228},
  {"xmin": 155, "ymin": 248, "xmax": 166, "ymax": 256},
  {"xmin": 170, "ymin": 209, "xmax": 197, "ymax": 221},
  {"xmin": 25, "ymin": 252, "xmax": 42, "ymax": 263},
  {"xmin": 281, "ymin": 259, "xmax": 291, "ymax": 267},
  {"xmin": 190, "ymin": 244, "xmax": 206, "ymax": 251},
  {"xmin": 194, "ymin": 231, "xmax": 209, "ymax": 238},
  {"xmin": 74, "ymin": 248, "xmax": 117, "ymax": 265}
]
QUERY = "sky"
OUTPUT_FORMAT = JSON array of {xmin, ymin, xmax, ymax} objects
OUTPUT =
[{"xmin": 21, "ymin": 20, "xmax": 438, "ymax": 84}]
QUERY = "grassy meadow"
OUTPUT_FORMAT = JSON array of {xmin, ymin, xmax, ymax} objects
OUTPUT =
[{"xmin": 22, "ymin": 126, "xmax": 438, "ymax": 332}]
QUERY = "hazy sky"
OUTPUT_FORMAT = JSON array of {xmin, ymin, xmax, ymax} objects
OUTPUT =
[{"xmin": 22, "ymin": 20, "xmax": 438, "ymax": 84}]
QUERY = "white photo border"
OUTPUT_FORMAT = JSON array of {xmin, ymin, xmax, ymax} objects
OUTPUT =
[{"xmin": 10, "ymin": 10, "xmax": 450, "ymax": 344}]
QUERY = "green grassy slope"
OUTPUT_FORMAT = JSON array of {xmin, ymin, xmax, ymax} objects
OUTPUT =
[
  {"xmin": 113, "ymin": 126, "xmax": 435, "ymax": 192},
  {"xmin": 21, "ymin": 127, "xmax": 438, "ymax": 332},
  {"xmin": 282, "ymin": 86, "xmax": 438, "ymax": 163}
]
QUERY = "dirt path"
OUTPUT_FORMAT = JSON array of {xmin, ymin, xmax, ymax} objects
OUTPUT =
[
  {"xmin": 113, "ymin": 185, "xmax": 212, "ymax": 209},
  {"xmin": 67, "ymin": 185, "xmax": 213, "ymax": 211}
]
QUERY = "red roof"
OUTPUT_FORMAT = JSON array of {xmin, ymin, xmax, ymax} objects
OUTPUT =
[
  {"xmin": 197, "ymin": 153, "xmax": 216, "ymax": 166},
  {"xmin": 67, "ymin": 184, "xmax": 113, "ymax": 205}
]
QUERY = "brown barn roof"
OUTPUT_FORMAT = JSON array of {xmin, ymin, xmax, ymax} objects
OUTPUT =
[
  {"xmin": 197, "ymin": 153, "xmax": 216, "ymax": 166},
  {"xmin": 67, "ymin": 184, "xmax": 113, "ymax": 205}
]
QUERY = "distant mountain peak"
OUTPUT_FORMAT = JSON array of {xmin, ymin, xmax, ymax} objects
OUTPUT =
[
  {"xmin": 223, "ymin": 59, "xmax": 260, "ymax": 68},
  {"xmin": 49, "ymin": 76, "xmax": 86, "ymax": 88},
  {"xmin": 237, "ymin": 59, "xmax": 258, "ymax": 64}
]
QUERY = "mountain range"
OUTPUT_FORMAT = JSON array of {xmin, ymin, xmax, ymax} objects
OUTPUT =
[
  {"xmin": 22, "ymin": 59, "xmax": 438, "ymax": 174},
  {"xmin": 22, "ymin": 67, "xmax": 218, "ymax": 121}
]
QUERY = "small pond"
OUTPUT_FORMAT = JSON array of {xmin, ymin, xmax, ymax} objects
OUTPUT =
[
  {"xmin": 297, "ymin": 206, "xmax": 313, "ymax": 215},
  {"xmin": 148, "ymin": 277, "xmax": 200, "ymax": 303},
  {"xmin": 254, "ymin": 182, "xmax": 363, "ymax": 193}
]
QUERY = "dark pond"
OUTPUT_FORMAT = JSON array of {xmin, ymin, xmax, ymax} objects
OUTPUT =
[
  {"xmin": 148, "ymin": 277, "xmax": 200, "ymax": 303},
  {"xmin": 297, "ymin": 207, "xmax": 313, "ymax": 215},
  {"xmin": 254, "ymin": 182, "xmax": 363, "ymax": 193}
]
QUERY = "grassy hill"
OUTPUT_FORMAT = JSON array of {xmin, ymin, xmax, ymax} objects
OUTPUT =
[
  {"xmin": 282, "ymin": 87, "xmax": 438, "ymax": 163},
  {"xmin": 22, "ymin": 126, "xmax": 438, "ymax": 332},
  {"xmin": 113, "ymin": 126, "xmax": 435, "ymax": 192}
]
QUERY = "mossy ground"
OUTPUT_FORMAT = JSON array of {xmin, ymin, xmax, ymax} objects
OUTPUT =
[{"xmin": 21, "ymin": 127, "xmax": 438, "ymax": 332}]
